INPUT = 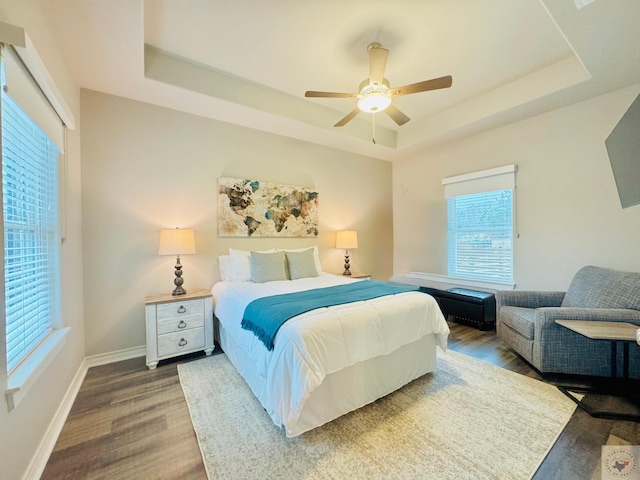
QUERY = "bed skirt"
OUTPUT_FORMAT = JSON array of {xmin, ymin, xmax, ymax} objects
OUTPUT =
[{"xmin": 216, "ymin": 319, "xmax": 439, "ymax": 437}]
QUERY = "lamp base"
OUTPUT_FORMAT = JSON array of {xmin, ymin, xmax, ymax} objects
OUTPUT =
[
  {"xmin": 172, "ymin": 255, "xmax": 187, "ymax": 296},
  {"xmin": 342, "ymin": 253, "xmax": 352, "ymax": 276},
  {"xmin": 172, "ymin": 285, "xmax": 187, "ymax": 296}
]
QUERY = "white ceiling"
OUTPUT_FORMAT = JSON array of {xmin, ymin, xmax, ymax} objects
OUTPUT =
[{"xmin": 40, "ymin": 0, "xmax": 640, "ymax": 161}]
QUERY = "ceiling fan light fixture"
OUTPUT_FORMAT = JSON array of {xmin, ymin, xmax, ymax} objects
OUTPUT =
[
  {"xmin": 357, "ymin": 78, "xmax": 391, "ymax": 113},
  {"xmin": 357, "ymin": 92, "xmax": 392, "ymax": 113},
  {"xmin": 307, "ymin": 43, "xmax": 452, "ymax": 129}
]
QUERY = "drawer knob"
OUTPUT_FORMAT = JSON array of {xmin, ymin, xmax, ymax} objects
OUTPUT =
[
  {"xmin": 177, "ymin": 306, "xmax": 187, "ymax": 314},
  {"xmin": 178, "ymin": 320, "xmax": 187, "ymax": 329},
  {"xmin": 178, "ymin": 338, "xmax": 188, "ymax": 347}
]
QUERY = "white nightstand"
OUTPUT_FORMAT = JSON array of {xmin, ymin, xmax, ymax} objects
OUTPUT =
[{"xmin": 145, "ymin": 289, "xmax": 214, "ymax": 369}]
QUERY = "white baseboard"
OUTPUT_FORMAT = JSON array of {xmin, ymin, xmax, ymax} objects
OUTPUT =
[
  {"xmin": 23, "ymin": 345, "xmax": 146, "ymax": 480},
  {"xmin": 22, "ymin": 357, "xmax": 89, "ymax": 480},
  {"xmin": 84, "ymin": 345, "xmax": 146, "ymax": 368}
]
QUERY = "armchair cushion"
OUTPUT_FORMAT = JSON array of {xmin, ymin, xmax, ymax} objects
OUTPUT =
[{"xmin": 500, "ymin": 307, "xmax": 536, "ymax": 340}]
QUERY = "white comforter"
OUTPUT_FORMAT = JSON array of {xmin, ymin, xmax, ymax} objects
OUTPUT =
[{"xmin": 211, "ymin": 273, "xmax": 449, "ymax": 429}]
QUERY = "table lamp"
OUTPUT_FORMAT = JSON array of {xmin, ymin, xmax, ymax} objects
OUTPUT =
[
  {"xmin": 158, "ymin": 227, "xmax": 196, "ymax": 295},
  {"xmin": 336, "ymin": 230, "xmax": 358, "ymax": 276}
]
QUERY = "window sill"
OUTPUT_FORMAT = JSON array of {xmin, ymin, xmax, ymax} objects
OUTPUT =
[
  {"xmin": 5, "ymin": 327, "xmax": 70, "ymax": 412},
  {"xmin": 395, "ymin": 272, "xmax": 515, "ymax": 292}
]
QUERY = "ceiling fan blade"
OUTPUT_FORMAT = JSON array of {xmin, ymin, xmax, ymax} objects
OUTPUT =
[
  {"xmin": 334, "ymin": 108, "xmax": 360, "ymax": 127},
  {"xmin": 390, "ymin": 75, "xmax": 453, "ymax": 97},
  {"xmin": 385, "ymin": 104, "xmax": 410, "ymax": 126},
  {"xmin": 368, "ymin": 45, "xmax": 389, "ymax": 86},
  {"xmin": 305, "ymin": 91, "xmax": 359, "ymax": 98}
]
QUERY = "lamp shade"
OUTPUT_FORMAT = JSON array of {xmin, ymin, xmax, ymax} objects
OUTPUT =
[
  {"xmin": 158, "ymin": 228, "xmax": 196, "ymax": 255},
  {"xmin": 336, "ymin": 230, "xmax": 358, "ymax": 249}
]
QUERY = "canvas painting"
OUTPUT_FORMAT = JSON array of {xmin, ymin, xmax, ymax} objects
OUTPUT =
[{"xmin": 218, "ymin": 177, "xmax": 319, "ymax": 237}]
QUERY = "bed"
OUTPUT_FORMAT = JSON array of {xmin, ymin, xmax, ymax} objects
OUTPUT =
[{"xmin": 211, "ymin": 248, "xmax": 449, "ymax": 437}]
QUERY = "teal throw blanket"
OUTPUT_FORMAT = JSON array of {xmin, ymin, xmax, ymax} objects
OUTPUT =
[{"xmin": 241, "ymin": 280, "xmax": 419, "ymax": 351}]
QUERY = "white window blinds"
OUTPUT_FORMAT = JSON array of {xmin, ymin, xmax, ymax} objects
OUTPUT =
[
  {"xmin": 2, "ymin": 48, "xmax": 61, "ymax": 373},
  {"xmin": 443, "ymin": 165, "xmax": 516, "ymax": 282}
]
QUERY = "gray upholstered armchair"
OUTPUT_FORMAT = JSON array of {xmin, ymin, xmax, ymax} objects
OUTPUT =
[{"xmin": 496, "ymin": 265, "xmax": 640, "ymax": 379}]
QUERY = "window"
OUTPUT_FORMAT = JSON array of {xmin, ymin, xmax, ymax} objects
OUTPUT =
[
  {"xmin": 443, "ymin": 165, "xmax": 516, "ymax": 282},
  {"xmin": 1, "ymin": 46, "xmax": 61, "ymax": 374}
]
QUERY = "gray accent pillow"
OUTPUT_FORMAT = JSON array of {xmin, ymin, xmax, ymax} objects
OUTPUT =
[
  {"xmin": 286, "ymin": 249, "xmax": 319, "ymax": 280},
  {"xmin": 249, "ymin": 251, "xmax": 288, "ymax": 283}
]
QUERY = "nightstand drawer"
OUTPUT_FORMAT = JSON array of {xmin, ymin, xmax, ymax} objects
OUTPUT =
[
  {"xmin": 157, "ymin": 314, "xmax": 204, "ymax": 335},
  {"xmin": 156, "ymin": 298, "xmax": 204, "ymax": 321},
  {"xmin": 157, "ymin": 327, "xmax": 205, "ymax": 357}
]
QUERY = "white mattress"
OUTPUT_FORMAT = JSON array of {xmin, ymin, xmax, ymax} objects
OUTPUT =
[{"xmin": 211, "ymin": 273, "xmax": 449, "ymax": 436}]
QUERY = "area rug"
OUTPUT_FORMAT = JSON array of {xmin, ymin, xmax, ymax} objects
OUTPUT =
[{"xmin": 178, "ymin": 350, "xmax": 577, "ymax": 480}]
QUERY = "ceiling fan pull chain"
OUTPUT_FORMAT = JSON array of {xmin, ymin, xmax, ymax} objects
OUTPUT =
[{"xmin": 372, "ymin": 114, "xmax": 376, "ymax": 144}]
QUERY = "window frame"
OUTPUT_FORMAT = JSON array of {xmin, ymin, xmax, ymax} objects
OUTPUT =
[
  {"xmin": 2, "ymin": 80, "xmax": 62, "ymax": 373},
  {"xmin": 0, "ymin": 34, "xmax": 72, "ymax": 411},
  {"xmin": 442, "ymin": 165, "xmax": 517, "ymax": 284}
]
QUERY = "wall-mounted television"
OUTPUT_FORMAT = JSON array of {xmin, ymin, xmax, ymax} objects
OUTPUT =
[{"xmin": 606, "ymin": 93, "xmax": 640, "ymax": 209}]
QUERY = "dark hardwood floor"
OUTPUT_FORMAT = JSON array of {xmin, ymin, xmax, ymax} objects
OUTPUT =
[
  {"xmin": 41, "ymin": 354, "xmax": 208, "ymax": 480},
  {"xmin": 41, "ymin": 321, "xmax": 639, "ymax": 480}
]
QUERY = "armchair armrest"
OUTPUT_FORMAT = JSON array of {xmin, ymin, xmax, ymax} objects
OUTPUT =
[
  {"xmin": 496, "ymin": 290, "xmax": 565, "ymax": 309},
  {"xmin": 536, "ymin": 307, "xmax": 640, "ymax": 325},
  {"xmin": 533, "ymin": 308, "xmax": 640, "ymax": 372},
  {"xmin": 535, "ymin": 307, "xmax": 640, "ymax": 340}
]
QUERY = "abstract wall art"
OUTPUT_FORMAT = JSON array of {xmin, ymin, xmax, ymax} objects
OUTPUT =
[{"xmin": 218, "ymin": 177, "xmax": 319, "ymax": 237}]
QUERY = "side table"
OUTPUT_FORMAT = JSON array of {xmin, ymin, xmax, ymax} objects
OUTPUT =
[
  {"xmin": 145, "ymin": 289, "xmax": 214, "ymax": 369},
  {"xmin": 555, "ymin": 319, "xmax": 640, "ymax": 422}
]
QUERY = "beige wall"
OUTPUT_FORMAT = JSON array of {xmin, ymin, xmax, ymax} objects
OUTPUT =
[
  {"xmin": 80, "ymin": 89, "xmax": 393, "ymax": 356},
  {"xmin": 393, "ymin": 84, "xmax": 640, "ymax": 291},
  {"xmin": 0, "ymin": 1, "xmax": 85, "ymax": 479}
]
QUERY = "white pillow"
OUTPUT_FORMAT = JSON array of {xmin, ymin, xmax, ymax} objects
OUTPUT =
[
  {"xmin": 277, "ymin": 246, "xmax": 322, "ymax": 273},
  {"xmin": 218, "ymin": 255, "xmax": 234, "ymax": 281},
  {"xmin": 228, "ymin": 248, "xmax": 276, "ymax": 282}
]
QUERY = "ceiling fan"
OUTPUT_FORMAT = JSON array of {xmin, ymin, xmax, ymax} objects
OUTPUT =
[{"xmin": 305, "ymin": 43, "xmax": 452, "ymax": 131}]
